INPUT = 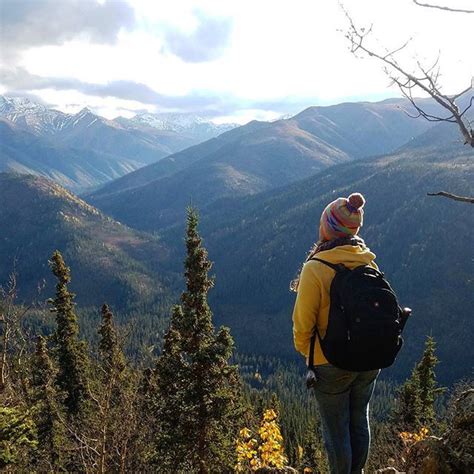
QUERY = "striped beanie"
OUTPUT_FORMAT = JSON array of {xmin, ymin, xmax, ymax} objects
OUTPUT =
[{"xmin": 319, "ymin": 193, "xmax": 366, "ymax": 241}]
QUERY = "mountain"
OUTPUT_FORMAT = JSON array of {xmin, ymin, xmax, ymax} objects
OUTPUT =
[
  {"xmin": 117, "ymin": 111, "xmax": 237, "ymax": 142},
  {"xmin": 0, "ymin": 119, "xmax": 145, "ymax": 191},
  {"xmin": 0, "ymin": 95, "xmax": 70, "ymax": 135},
  {"xmin": 0, "ymin": 96, "xmax": 233, "ymax": 191},
  {"xmin": 0, "ymin": 172, "xmax": 176, "ymax": 309},
  {"xmin": 87, "ymin": 98, "xmax": 435, "ymax": 231},
  {"xmin": 159, "ymin": 121, "xmax": 474, "ymax": 384},
  {"xmin": 54, "ymin": 107, "xmax": 191, "ymax": 165},
  {"xmin": 0, "ymin": 96, "xmax": 197, "ymax": 162}
]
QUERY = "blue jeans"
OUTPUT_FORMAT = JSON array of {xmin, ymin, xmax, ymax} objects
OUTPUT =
[{"xmin": 312, "ymin": 364, "xmax": 379, "ymax": 474}]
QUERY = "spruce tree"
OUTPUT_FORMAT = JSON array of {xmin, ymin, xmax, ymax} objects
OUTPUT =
[
  {"xmin": 299, "ymin": 421, "xmax": 323, "ymax": 473},
  {"xmin": 48, "ymin": 250, "xmax": 88, "ymax": 417},
  {"xmin": 98, "ymin": 304, "xmax": 125, "ymax": 375},
  {"xmin": 96, "ymin": 303, "xmax": 132, "ymax": 473},
  {"xmin": 151, "ymin": 208, "xmax": 242, "ymax": 473},
  {"xmin": 395, "ymin": 335, "xmax": 440, "ymax": 431},
  {"xmin": 395, "ymin": 369, "xmax": 423, "ymax": 431},
  {"xmin": 0, "ymin": 406, "xmax": 37, "ymax": 469},
  {"xmin": 416, "ymin": 336, "xmax": 440, "ymax": 427},
  {"xmin": 30, "ymin": 336, "xmax": 64, "ymax": 470}
]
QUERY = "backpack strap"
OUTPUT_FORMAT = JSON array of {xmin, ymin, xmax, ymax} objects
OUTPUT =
[
  {"xmin": 309, "ymin": 257, "xmax": 347, "ymax": 272},
  {"xmin": 308, "ymin": 330, "xmax": 318, "ymax": 370},
  {"xmin": 307, "ymin": 258, "xmax": 347, "ymax": 369}
]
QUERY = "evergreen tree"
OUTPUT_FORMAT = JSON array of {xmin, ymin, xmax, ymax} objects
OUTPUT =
[
  {"xmin": 151, "ymin": 208, "xmax": 243, "ymax": 473},
  {"xmin": 48, "ymin": 250, "xmax": 88, "ymax": 417},
  {"xmin": 395, "ymin": 369, "xmax": 423, "ymax": 431},
  {"xmin": 30, "ymin": 336, "xmax": 64, "ymax": 470},
  {"xmin": 299, "ymin": 421, "xmax": 324, "ymax": 473},
  {"xmin": 394, "ymin": 336, "xmax": 440, "ymax": 431},
  {"xmin": 96, "ymin": 303, "xmax": 132, "ymax": 473},
  {"xmin": 416, "ymin": 335, "xmax": 440, "ymax": 427},
  {"xmin": 0, "ymin": 405, "xmax": 37, "ymax": 469},
  {"xmin": 98, "ymin": 304, "xmax": 125, "ymax": 375}
]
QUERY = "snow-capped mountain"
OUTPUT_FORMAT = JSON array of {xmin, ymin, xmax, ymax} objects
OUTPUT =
[
  {"xmin": 118, "ymin": 112, "xmax": 237, "ymax": 141},
  {"xmin": 0, "ymin": 95, "xmax": 238, "ymax": 191},
  {"xmin": 0, "ymin": 95, "xmax": 237, "ymax": 141},
  {"xmin": 0, "ymin": 95, "xmax": 70, "ymax": 136},
  {"xmin": 127, "ymin": 112, "xmax": 209, "ymax": 131},
  {"xmin": 0, "ymin": 97, "xmax": 119, "ymax": 137}
]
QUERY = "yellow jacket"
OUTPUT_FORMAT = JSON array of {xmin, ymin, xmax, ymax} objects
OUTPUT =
[{"xmin": 292, "ymin": 244, "xmax": 378, "ymax": 366}]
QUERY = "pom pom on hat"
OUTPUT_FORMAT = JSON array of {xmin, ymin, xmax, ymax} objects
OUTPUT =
[
  {"xmin": 319, "ymin": 192, "xmax": 366, "ymax": 241},
  {"xmin": 348, "ymin": 193, "xmax": 365, "ymax": 211}
]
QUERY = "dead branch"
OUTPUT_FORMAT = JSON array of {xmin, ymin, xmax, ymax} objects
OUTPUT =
[
  {"xmin": 427, "ymin": 191, "xmax": 474, "ymax": 203},
  {"xmin": 341, "ymin": 3, "xmax": 474, "ymax": 147},
  {"xmin": 413, "ymin": 1, "xmax": 474, "ymax": 14}
]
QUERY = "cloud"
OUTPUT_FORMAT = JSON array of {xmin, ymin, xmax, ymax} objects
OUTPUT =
[
  {"xmin": 2, "ymin": 90, "xmax": 50, "ymax": 105},
  {"xmin": 0, "ymin": 66, "xmax": 232, "ymax": 113},
  {"xmin": 0, "ymin": 0, "xmax": 135, "ymax": 60},
  {"xmin": 163, "ymin": 11, "xmax": 233, "ymax": 63},
  {"xmin": 1, "ymin": 66, "xmax": 325, "ymax": 119}
]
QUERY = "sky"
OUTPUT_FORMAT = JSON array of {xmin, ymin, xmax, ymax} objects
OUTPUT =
[{"xmin": 0, "ymin": 0, "xmax": 472, "ymax": 124}]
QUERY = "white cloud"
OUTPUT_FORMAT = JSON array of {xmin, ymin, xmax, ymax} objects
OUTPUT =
[
  {"xmin": 2, "ymin": 0, "xmax": 472, "ymax": 121},
  {"xmin": 32, "ymin": 88, "xmax": 153, "ymax": 118}
]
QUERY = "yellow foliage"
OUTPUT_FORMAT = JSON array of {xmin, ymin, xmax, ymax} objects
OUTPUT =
[
  {"xmin": 297, "ymin": 445, "xmax": 304, "ymax": 461},
  {"xmin": 235, "ymin": 409, "xmax": 288, "ymax": 472},
  {"xmin": 399, "ymin": 426, "xmax": 429, "ymax": 445}
]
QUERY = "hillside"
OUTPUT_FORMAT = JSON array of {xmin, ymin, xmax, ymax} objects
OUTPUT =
[
  {"xmin": 161, "ymin": 122, "xmax": 474, "ymax": 384},
  {"xmin": 0, "ymin": 119, "xmax": 145, "ymax": 191},
  {"xmin": 0, "ymin": 172, "xmax": 175, "ymax": 308},
  {"xmin": 87, "ymin": 98, "xmax": 435, "ymax": 231}
]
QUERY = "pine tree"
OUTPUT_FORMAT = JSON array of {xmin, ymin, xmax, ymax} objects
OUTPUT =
[
  {"xmin": 299, "ymin": 421, "xmax": 324, "ymax": 473},
  {"xmin": 395, "ymin": 335, "xmax": 440, "ymax": 431},
  {"xmin": 30, "ymin": 336, "xmax": 64, "ymax": 470},
  {"xmin": 416, "ymin": 336, "xmax": 440, "ymax": 427},
  {"xmin": 96, "ymin": 303, "xmax": 132, "ymax": 473},
  {"xmin": 0, "ymin": 406, "xmax": 37, "ymax": 469},
  {"xmin": 396, "ymin": 369, "xmax": 423, "ymax": 431},
  {"xmin": 48, "ymin": 250, "xmax": 88, "ymax": 417},
  {"xmin": 151, "ymin": 208, "xmax": 243, "ymax": 473},
  {"xmin": 98, "ymin": 304, "xmax": 125, "ymax": 375}
]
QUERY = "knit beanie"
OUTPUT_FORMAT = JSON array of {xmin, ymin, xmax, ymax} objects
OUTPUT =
[{"xmin": 319, "ymin": 193, "xmax": 365, "ymax": 241}]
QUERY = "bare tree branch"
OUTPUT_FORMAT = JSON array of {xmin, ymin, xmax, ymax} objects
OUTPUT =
[
  {"xmin": 413, "ymin": 0, "xmax": 474, "ymax": 14},
  {"xmin": 341, "ymin": 3, "xmax": 474, "ymax": 146},
  {"xmin": 427, "ymin": 191, "xmax": 474, "ymax": 203}
]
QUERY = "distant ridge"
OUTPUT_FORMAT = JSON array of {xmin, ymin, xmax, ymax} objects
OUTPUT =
[
  {"xmin": 116, "ymin": 111, "xmax": 237, "ymax": 141},
  {"xmin": 87, "ymin": 98, "xmax": 436, "ymax": 231}
]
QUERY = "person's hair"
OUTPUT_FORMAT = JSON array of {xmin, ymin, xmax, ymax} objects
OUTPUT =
[{"xmin": 289, "ymin": 235, "xmax": 366, "ymax": 292}]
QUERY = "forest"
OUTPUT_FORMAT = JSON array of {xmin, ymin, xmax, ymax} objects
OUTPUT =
[{"xmin": 1, "ymin": 209, "xmax": 470, "ymax": 473}]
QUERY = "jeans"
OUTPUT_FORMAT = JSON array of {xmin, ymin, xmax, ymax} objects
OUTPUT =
[{"xmin": 312, "ymin": 364, "xmax": 379, "ymax": 474}]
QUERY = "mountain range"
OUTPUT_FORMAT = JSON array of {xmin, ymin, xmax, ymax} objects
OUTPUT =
[
  {"xmin": 0, "ymin": 96, "xmax": 236, "ymax": 191},
  {"xmin": 86, "ymin": 98, "xmax": 436, "ymax": 231},
  {"xmin": 1, "ymin": 94, "xmax": 472, "ymax": 385}
]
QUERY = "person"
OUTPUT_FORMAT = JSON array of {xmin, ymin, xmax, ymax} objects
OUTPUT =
[{"xmin": 291, "ymin": 192, "xmax": 379, "ymax": 474}]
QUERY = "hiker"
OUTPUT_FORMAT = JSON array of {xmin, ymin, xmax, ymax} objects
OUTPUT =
[{"xmin": 291, "ymin": 192, "xmax": 401, "ymax": 474}]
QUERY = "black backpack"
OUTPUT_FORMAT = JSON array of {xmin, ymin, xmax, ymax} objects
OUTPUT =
[{"xmin": 308, "ymin": 258, "xmax": 410, "ymax": 372}]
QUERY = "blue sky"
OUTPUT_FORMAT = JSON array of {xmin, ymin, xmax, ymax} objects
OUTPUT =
[{"xmin": 0, "ymin": 0, "xmax": 472, "ymax": 123}]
